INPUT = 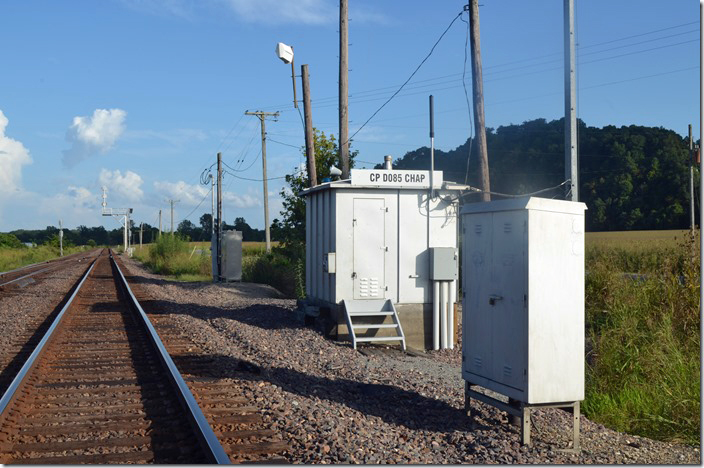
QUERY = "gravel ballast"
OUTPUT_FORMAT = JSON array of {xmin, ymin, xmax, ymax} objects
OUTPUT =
[
  {"xmin": 0, "ymin": 259, "xmax": 93, "ymax": 366},
  {"xmin": 109, "ymin": 256, "xmax": 703, "ymax": 463}
]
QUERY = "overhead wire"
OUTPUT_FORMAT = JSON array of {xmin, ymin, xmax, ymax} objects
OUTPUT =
[
  {"xmin": 223, "ymin": 170, "xmax": 288, "ymax": 182},
  {"xmin": 268, "ymin": 138, "xmax": 302, "ymax": 149},
  {"xmin": 176, "ymin": 185, "xmax": 213, "ymax": 227},
  {"xmin": 243, "ymin": 20, "xmax": 698, "ymax": 119},
  {"xmin": 344, "ymin": 10, "xmax": 464, "ymax": 146}
]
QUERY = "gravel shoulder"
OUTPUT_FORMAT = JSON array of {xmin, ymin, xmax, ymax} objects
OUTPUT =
[{"xmin": 121, "ymin": 255, "xmax": 700, "ymax": 464}]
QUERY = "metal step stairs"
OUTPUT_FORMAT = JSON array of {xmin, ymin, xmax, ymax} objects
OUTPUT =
[{"xmin": 342, "ymin": 299, "xmax": 406, "ymax": 351}]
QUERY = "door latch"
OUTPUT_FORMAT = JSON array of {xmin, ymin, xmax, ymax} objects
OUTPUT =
[{"xmin": 489, "ymin": 294, "xmax": 503, "ymax": 305}]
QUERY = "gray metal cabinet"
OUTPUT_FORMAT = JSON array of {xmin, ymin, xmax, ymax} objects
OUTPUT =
[{"xmin": 461, "ymin": 197, "xmax": 586, "ymax": 404}]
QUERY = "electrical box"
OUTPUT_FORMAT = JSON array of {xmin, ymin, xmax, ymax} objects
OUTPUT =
[
  {"xmin": 323, "ymin": 252, "xmax": 336, "ymax": 274},
  {"xmin": 461, "ymin": 197, "xmax": 587, "ymax": 404},
  {"xmin": 221, "ymin": 230, "xmax": 242, "ymax": 282},
  {"xmin": 430, "ymin": 247, "xmax": 458, "ymax": 280}
]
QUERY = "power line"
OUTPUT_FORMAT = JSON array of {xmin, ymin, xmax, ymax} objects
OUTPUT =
[
  {"xmin": 245, "ymin": 20, "xmax": 698, "ymax": 116},
  {"xmin": 223, "ymin": 170, "xmax": 288, "ymax": 182},
  {"xmin": 178, "ymin": 186, "xmax": 213, "ymax": 225},
  {"xmin": 268, "ymin": 138, "xmax": 303, "ymax": 149},
  {"xmin": 345, "ymin": 10, "xmax": 464, "ymax": 145}
]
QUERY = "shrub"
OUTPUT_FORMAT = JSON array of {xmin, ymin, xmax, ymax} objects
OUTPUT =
[
  {"xmin": 0, "ymin": 233, "xmax": 25, "ymax": 249},
  {"xmin": 242, "ymin": 252, "xmax": 301, "ymax": 298}
]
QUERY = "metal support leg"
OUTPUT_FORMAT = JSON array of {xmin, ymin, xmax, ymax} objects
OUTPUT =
[
  {"xmin": 573, "ymin": 401, "xmax": 580, "ymax": 451},
  {"xmin": 521, "ymin": 404, "xmax": 531, "ymax": 446},
  {"xmin": 464, "ymin": 381, "xmax": 471, "ymax": 417},
  {"xmin": 508, "ymin": 397, "xmax": 521, "ymax": 426}
]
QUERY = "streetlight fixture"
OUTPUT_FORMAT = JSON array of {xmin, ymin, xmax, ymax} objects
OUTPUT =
[
  {"xmin": 275, "ymin": 42, "xmax": 317, "ymax": 187},
  {"xmin": 275, "ymin": 42, "xmax": 297, "ymax": 108}
]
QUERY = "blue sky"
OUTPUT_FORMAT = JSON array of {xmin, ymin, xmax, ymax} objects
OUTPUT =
[{"xmin": 0, "ymin": 0, "xmax": 699, "ymax": 232}]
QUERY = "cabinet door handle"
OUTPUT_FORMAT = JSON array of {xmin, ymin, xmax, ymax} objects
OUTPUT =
[{"xmin": 489, "ymin": 295, "xmax": 503, "ymax": 305}]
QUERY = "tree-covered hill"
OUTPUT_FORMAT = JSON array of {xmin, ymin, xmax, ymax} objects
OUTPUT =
[{"xmin": 379, "ymin": 118, "xmax": 698, "ymax": 231}]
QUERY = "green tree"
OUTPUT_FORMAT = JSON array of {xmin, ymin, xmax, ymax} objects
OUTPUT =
[
  {"xmin": 0, "ymin": 233, "xmax": 25, "ymax": 249},
  {"xmin": 276, "ymin": 129, "xmax": 357, "ymax": 259},
  {"xmin": 176, "ymin": 220, "xmax": 197, "ymax": 240},
  {"xmin": 199, "ymin": 213, "xmax": 213, "ymax": 239}
]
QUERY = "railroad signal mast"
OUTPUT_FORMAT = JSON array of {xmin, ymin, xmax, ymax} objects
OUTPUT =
[{"xmin": 101, "ymin": 186, "xmax": 132, "ymax": 254}]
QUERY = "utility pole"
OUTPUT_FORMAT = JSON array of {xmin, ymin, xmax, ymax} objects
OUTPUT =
[
  {"xmin": 301, "ymin": 64, "xmax": 317, "ymax": 187},
  {"xmin": 339, "ymin": 0, "xmax": 350, "ymax": 179},
  {"xmin": 139, "ymin": 222, "xmax": 143, "ymax": 250},
  {"xmin": 58, "ymin": 219, "xmax": 63, "ymax": 257},
  {"xmin": 468, "ymin": 0, "xmax": 491, "ymax": 201},
  {"xmin": 690, "ymin": 124, "xmax": 695, "ymax": 230},
  {"xmin": 245, "ymin": 111, "xmax": 279, "ymax": 254},
  {"xmin": 564, "ymin": 0, "xmax": 578, "ymax": 202},
  {"xmin": 217, "ymin": 152, "xmax": 223, "ymax": 282},
  {"xmin": 158, "ymin": 210, "xmax": 162, "ymax": 237},
  {"xmin": 168, "ymin": 199, "xmax": 179, "ymax": 234},
  {"xmin": 209, "ymin": 173, "xmax": 215, "ymax": 237}
]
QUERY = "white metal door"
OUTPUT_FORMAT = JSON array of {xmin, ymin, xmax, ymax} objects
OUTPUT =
[
  {"xmin": 353, "ymin": 198, "xmax": 385, "ymax": 299},
  {"xmin": 489, "ymin": 211, "xmax": 526, "ymax": 390},
  {"xmin": 465, "ymin": 213, "xmax": 493, "ymax": 378}
]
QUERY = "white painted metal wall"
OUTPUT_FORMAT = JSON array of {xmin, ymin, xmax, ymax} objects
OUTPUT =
[
  {"xmin": 304, "ymin": 178, "xmax": 459, "ymax": 307},
  {"xmin": 461, "ymin": 197, "xmax": 586, "ymax": 404}
]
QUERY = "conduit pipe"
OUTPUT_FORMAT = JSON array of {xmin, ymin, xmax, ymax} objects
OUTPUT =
[
  {"xmin": 433, "ymin": 281, "xmax": 440, "ymax": 350},
  {"xmin": 433, "ymin": 279, "xmax": 456, "ymax": 350},
  {"xmin": 441, "ymin": 282, "xmax": 446, "ymax": 349},
  {"xmin": 447, "ymin": 281, "xmax": 457, "ymax": 349}
]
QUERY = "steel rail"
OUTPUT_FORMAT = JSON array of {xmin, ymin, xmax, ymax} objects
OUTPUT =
[
  {"xmin": 109, "ymin": 252, "xmax": 231, "ymax": 464},
  {"xmin": 0, "ymin": 250, "xmax": 92, "ymax": 278},
  {"xmin": 0, "ymin": 257, "xmax": 98, "ymax": 422},
  {"xmin": 0, "ymin": 265, "xmax": 57, "ymax": 288}
]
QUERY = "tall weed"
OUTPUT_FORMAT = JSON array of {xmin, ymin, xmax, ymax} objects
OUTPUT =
[
  {"xmin": 584, "ymin": 232, "xmax": 700, "ymax": 444},
  {"xmin": 142, "ymin": 235, "xmax": 211, "ymax": 279},
  {"xmin": 242, "ymin": 252, "xmax": 301, "ymax": 298}
]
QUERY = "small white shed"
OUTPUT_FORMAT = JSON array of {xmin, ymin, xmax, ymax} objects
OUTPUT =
[{"xmin": 302, "ymin": 167, "xmax": 464, "ymax": 350}]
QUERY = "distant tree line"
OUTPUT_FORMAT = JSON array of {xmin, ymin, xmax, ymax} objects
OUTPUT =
[
  {"xmin": 4, "ymin": 119, "xmax": 697, "ymax": 247},
  {"xmin": 4, "ymin": 215, "xmax": 270, "ymax": 247},
  {"xmin": 382, "ymin": 118, "xmax": 699, "ymax": 231}
]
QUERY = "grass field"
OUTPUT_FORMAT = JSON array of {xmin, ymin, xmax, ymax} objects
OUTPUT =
[
  {"xmin": 0, "ymin": 245, "xmax": 89, "ymax": 272},
  {"xmin": 583, "ymin": 229, "xmax": 700, "ymax": 444},
  {"xmin": 586, "ymin": 229, "xmax": 692, "ymax": 249},
  {"xmin": 130, "ymin": 239, "xmax": 280, "ymax": 282}
]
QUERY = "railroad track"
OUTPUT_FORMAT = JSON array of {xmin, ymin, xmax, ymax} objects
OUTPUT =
[
  {"xmin": 0, "ymin": 250, "xmax": 286, "ymax": 464},
  {"xmin": 0, "ymin": 250, "xmax": 99, "ymax": 291}
]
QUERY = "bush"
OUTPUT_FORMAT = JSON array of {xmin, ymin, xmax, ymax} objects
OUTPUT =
[
  {"xmin": 583, "ymin": 234, "xmax": 700, "ymax": 444},
  {"xmin": 242, "ymin": 252, "xmax": 302, "ymax": 298},
  {"xmin": 142, "ymin": 234, "xmax": 210, "ymax": 279},
  {"xmin": 0, "ymin": 233, "xmax": 25, "ymax": 249}
]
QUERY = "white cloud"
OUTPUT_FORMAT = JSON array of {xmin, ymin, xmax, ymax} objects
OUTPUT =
[
  {"xmin": 62, "ymin": 108, "xmax": 127, "ymax": 168},
  {"xmin": 225, "ymin": 0, "xmax": 335, "ymax": 25},
  {"xmin": 154, "ymin": 180, "xmax": 260, "ymax": 209},
  {"xmin": 38, "ymin": 185, "xmax": 98, "ymax": 221},
  {"xmin": 99, "ymin": 169, "xmax": 144, "ymax": 202},
  {"xmin": 0, "ymin": 110, "xmax": 32, "ymax": 195}
]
